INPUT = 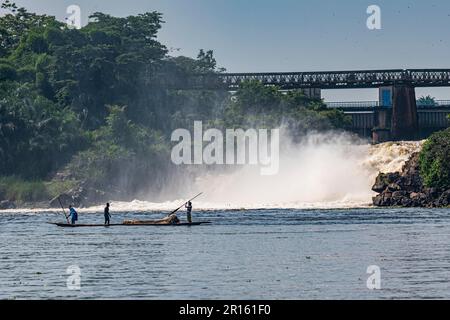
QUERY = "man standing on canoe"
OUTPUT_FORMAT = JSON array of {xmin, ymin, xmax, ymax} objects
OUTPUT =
[
  {"xmin": 68, "ymin": 205, "xmax": 78, "ymax": 225},
  {"xmin": 104, "ymin": 203, "xmax": 111, "ymax": 226},
  {"xmin": 185, "ymin": 201, "xmax": 193, "ymax": 223}
]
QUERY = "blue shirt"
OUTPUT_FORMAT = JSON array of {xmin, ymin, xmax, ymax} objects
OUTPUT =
[{"xmin": 69, "ymin": 208, "xmax": 78, "ymax": 221}]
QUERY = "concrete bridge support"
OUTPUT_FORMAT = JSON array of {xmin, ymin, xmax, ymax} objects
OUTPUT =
[
  {"xmin": 391, "ymin": 85, "xmax": 419, "ymax": 140},
  {"xmin": 372, "ymin": 85, "xmax": 419, "ymax": 143}
]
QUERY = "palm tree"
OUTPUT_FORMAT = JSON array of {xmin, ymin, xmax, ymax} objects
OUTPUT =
[{"xmin": 417, "ymin": 95, "xmax": 437, "ymax": 106}]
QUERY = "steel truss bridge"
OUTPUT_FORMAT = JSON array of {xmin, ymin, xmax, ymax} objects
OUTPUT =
[
  {"xmin": 184, "ymin": 68, "xmax": 450, "ymax": 141},
  {"xmin": 190, "ymin": 69, "xmax": 450, "ymax": 90}
]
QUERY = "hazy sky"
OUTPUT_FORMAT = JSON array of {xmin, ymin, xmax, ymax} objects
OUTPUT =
[{"xmin": 8, "ymin": 0, "xmax": 450, "ymax": 100}]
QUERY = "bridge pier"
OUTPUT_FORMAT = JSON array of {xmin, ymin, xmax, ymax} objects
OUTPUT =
[
  {"xmin": 372, "ymin": 85, "xmax": 419, "ymax": 143},
  {"xmin": 391, "ymin": 85, "xmax": 419, "ymax": 140}
]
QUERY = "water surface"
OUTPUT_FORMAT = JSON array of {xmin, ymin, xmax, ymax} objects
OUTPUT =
[{"xmin": 1, "ymin": 208, "xmax": 449, "ymax": 299}]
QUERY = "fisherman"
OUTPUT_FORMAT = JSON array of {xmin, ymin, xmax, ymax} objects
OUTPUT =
[
  {"xmin": 68, "ymin": 205, "xmax": 78, "ymax": 225},
  {"xmin": 104, "ymin": 203, "xmax": 111, "ymax": 226},
  {"xmin": 185, "ymin": 201, "xmax": 193, "ymax": 223}
]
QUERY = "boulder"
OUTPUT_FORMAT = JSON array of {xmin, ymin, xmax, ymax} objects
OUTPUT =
[
  {"xmin": 401, "ymin": 197, "xmax": 413, "ymax": 207},
  {"xmin": 392, "ymin": 190, "xmax": 408, "ymax": 198},
  {"xmin": 372, "ymin": 172, "xmax": 400, "ymax": 193},
  {"xmin": 387, "ymin": 183, "xmax": 401, "ymax": 192},
  {"xmin": 424, "ymin": 187, "xmax": 440, "ymax": 198},
  {"xmin": 372, "ymin": 195, "xmax": 384, "ymax": 207},
  {"xmin": 372, "ymin": 194, "xmax": 391, "ymax": 207},
  {"xmin": 409, "ymin": 192, "xmax": 427, "ymax": 206},
  {"xmin": 436, "ymin": 190, "xmax": 450, "ymax": 207}
]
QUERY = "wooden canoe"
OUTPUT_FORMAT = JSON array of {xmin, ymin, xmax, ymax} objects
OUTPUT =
[{"xmin": 49, "ymin": 222, "xmax": 210, "ymax": 228}]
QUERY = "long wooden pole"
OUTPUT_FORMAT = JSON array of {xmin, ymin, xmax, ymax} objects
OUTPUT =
[
  {"xmin": 167, "ymin": 192, "xmax": 203, "ymax": 217},
  {"xmin": 57, "ymin": 197, "xmax": 70, "ymax": 224}
]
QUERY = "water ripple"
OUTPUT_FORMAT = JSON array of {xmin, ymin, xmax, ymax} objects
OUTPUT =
[{"xmin": 1, "ymin": 207, "xmax": 450, "ymax": 299}]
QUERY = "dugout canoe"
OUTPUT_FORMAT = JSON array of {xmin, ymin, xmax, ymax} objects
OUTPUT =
[{"xmin": 49, "ymin": 221, "xmax": 210, "ymax": 227}]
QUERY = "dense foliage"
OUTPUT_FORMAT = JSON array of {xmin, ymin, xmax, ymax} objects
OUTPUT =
[
  {"xmin": 0, "ymin": 1, "xmax": 351, "ymax": 202},
  {"xmin": 419, "ymin": 127, "xmax": 450, "ymax": 190}
]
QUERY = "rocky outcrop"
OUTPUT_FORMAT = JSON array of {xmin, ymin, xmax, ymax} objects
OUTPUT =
[{"xmin": 372, "ymin": 152, "xmax": 450, "ymax": 207}]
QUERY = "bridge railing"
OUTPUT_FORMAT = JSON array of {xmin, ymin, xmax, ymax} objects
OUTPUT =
[
  {"xmin": 326, "ymin": 101, "xmax": 380, "ymax": 108},
  {"xmin": 326, "ymin": 100, "xmax": 450, "ymax": 108},
  {"xmin": 417, "ymin": 100, "xmax": 450, "ymax": 106}
]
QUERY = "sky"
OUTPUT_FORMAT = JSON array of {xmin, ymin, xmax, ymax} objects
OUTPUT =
[{"xmin": 7, "ymin": 0, "xmax": 450, "ymax": 101}]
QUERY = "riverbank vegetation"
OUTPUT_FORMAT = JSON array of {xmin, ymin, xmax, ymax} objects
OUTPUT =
[
  {"xmin": 0, "ymin": 176, "xmax": 77, "ymax": 204},
  {"xmin": 0, "ymin": 1, "xmax": 351, "ymax": 206},
  {"xmin": 419, "ymin": 127, "xmax": 450, "ymax": 190}
]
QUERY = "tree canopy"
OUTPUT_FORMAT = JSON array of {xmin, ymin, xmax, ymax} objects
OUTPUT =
[{"xmin": 419, "ymin": 127, "xmax": 450, "ymax": 190}]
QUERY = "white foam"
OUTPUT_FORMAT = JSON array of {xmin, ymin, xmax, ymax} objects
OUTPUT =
[{"xmin": 0, "ymin": 134, "xmax": 422, "ymax": 213}]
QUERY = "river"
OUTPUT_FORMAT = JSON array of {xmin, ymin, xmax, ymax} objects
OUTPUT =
[{"xmin": 1, "ymin": 207, "xmax": 449, "ymax": 299}]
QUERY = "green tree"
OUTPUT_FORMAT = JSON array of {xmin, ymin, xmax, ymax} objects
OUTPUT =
[
  {"xmin": 0, "ymin": 82, "xmax": 85, "ymax": 178},
  {"xmin": 0, "ymin": 0, "xmax": 60, "ymax": 57},
  {"xmin": 419, "ymin": 128, "xmax": 450, "ymax": 190}
]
